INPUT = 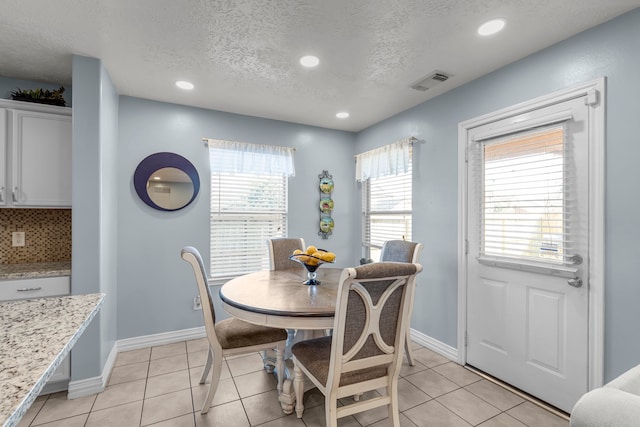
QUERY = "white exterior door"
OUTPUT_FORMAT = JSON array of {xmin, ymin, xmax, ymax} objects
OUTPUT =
[{"xmin": 462, "ymin": 83, "xmax": 603, "ymax": 413}]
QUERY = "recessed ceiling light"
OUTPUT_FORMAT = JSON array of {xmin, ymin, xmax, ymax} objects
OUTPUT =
[
  {"xmin": 336, "ymin": 112, "xmax": 349, "ymax": 119},
  {"xmin": 175, "ymin": 80, "xmax": 194, "ymax": 90},
  {"xmin": 300, "ymin": 55, "xmax": 320, "ymax": 68},
  {"xmin": 478, "ymin": 19, "xmax": 505, "ymax": 36}
]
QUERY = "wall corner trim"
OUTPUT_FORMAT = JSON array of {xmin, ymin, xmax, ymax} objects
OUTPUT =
[{"xmin": 67, "ymin": 343, "xmax": 117, "ymax": 399}]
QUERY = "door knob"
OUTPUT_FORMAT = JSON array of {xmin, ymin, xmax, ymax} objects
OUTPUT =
[{"xmin": 568, "ymin": 277, "xmax": 583, "ymax": 288}]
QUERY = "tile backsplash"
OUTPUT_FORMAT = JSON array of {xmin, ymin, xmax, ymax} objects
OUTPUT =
[{"xmin": 0, "ymin": 209, "xmax": 72, "ymax": 264}]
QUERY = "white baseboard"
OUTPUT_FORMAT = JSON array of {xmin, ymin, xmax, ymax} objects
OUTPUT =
[
  {"xmin": 410, "ymin": 328, "xmax": 458, "ymax": 362},
  {"xmin": 67, "ymin": 327, "xmax": 205, "ymax": 399},
  {"xmin": 67, "ymin": 341, "xmax": 118, "ymax": 399},
  {"xmin": 117, "ymin": 326, "xmax": 205, "ymax": 352},
  {"xmin": 66, "ymin": 327, "xmax": 444, "ymax": 399}
]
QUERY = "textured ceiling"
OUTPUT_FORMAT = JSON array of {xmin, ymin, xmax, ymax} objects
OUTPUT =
[{"xmin": 0, "ymin": 1, "xmax": 638, "ymax": 132}]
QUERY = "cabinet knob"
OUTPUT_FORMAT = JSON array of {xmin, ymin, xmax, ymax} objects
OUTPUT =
[{"xmin": 12, "ymin": 187, "xmax": 18, "ymax": 202}]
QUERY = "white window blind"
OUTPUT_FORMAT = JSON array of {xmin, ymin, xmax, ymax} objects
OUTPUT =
[
  {"xmin": 210, "ymin": 172, "xmax": 287, "ymax": 280},
  {"xmin": 361, "ymin": 145, "xmax": 412, "ymax": 260},
  {"xmin": 479, "ymin": 124, "xmax": 574, "ymax": 265},
  {"xmin": 207, "ymin": 139, "xmax": 292, "ymax": 281}
]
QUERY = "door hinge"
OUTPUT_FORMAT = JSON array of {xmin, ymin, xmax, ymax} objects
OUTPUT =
[
  {"xmin": 465, "ymin": 239, "xmax": 469, "ymax": 255},
  {"xmin": 465, "ymin": 332, "xmax": 469, "ymax": 347}
]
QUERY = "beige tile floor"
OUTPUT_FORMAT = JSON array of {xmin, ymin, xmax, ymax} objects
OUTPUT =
[{"xmin": 18, "ymin": 339, "xmax": 570, "ymax": 427}]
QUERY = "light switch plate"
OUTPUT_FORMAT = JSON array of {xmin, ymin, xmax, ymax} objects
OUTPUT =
[{"xmin": 12, "ymin": 231, "xmax": 25, "ymax": 247}]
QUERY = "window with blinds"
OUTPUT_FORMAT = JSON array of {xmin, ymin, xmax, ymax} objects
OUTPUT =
[
  {"xmin": 210, "ymin": 172, "xmax": 287, "ymax": 280},
  {"xmin": 362, "ymin": 154, "xmax": 412, "ymax": 261},
  {"xmin": 480, "ymin": 124, "xmax": 571, "ymax": 265}
]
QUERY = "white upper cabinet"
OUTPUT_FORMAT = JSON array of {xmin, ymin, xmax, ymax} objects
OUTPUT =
[{"xmin": 0, "ymin": 100, "xmax": 72, "ymax": 208}]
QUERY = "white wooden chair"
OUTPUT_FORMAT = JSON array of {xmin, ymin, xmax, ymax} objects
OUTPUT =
[
  {"xmin": 181, "ymin": 246, "xmax": 287, "ymax": 414},
  {"xmin": 380, "ymin": 240, "xmax": 424, "ymax": 366},
  {"xmin": 291, "ymin": 262, "xmax": 422, "ymax": 427}
]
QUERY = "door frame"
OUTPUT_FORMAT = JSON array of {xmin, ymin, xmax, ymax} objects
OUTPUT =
[{"xmin": 457, "ymin": 78, "xmax": 606, "ymax": 391}]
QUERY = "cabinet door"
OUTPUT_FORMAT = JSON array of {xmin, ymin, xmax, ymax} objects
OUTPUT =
[
  {"xmin": 11, "ymin": 110, "xmax": 72, "ymax": 207},
  {"xmin": 0, "ymin": 109, "xmax": 6, "ymax": 206}
]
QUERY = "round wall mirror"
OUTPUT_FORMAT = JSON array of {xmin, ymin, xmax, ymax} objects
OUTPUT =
[{"xmin": 134, "ymin": 152, "xmax": 200, "ymax": 211}]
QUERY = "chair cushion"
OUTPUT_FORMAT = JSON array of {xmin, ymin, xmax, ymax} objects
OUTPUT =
[
  {"xmin": 292, "ymin": 336, "xmax": 388, "ymax": 387},
  {"xmin": 215, "ymin": 318, "xmax": 287, "ymax": 349}
]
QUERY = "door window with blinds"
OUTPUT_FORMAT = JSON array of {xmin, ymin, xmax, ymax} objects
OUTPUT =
[
  {"xmin": 475, "ymin": 123, "xmax": 574, "ymax": 267},
  {"xmin": 207, "ymin": 139, "xmax": 295, "ymax": 281},
  {"xmin": 357, "ymin": 140, "xmax": 413, "ymax": 261}
]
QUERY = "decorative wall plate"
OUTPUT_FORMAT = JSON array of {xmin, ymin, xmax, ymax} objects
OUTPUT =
[
  {"xmin": 320, "ymin": 217, "xmax": 335, "ymax": 233},
  {"xmin": 319, "ymin": 197, "xmax": 334, "ymax": 213},
  {"xmin": 319, "ymin": 177, "xmax": 334, "ymax": 194}
]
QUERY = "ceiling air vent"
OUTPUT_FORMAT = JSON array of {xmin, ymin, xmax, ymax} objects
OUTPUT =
[{"xmin": 410, "ymin": 71, "xmax": 451, "ymax": 91}]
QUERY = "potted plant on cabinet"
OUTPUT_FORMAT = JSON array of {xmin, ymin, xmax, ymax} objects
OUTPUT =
[{"xmin": 10, "ymin": 86, "xmax": 67, "ymax": 107}]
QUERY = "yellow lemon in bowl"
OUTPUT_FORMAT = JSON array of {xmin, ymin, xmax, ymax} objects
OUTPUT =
[
  {"xmin": 306, "ymin": 245, "xmax": 317, "ymax": 255},
  {"xmin": 320, "ymin": 252, "xmax": 336, "ymax": 262}
]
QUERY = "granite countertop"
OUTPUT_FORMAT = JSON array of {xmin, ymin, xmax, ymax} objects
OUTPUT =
[
  {"xmin": 0, "ymin": 262, "xmax": 71, "ymax": 280},
  {"xmin": 0, "ymin": 293, "xmax": 104, "ymax": 427}
]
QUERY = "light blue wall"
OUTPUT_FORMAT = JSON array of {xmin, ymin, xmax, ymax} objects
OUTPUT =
[
  {"xmin": 70, "ymin": 56, "xmax": 118, "ymax": 379},
  {"xmin": 116, "ymin": 96, "xmax": 356, "ymax": 339},
  {"xmin": 98, "ymin": 62, "xmax": 119, "ymax": 370},
  {"xmin": 3, "ymin": 7, "xmax": 639, "ymax": 386},
  {"xmin": 355, "ymin": 8, "xmax": 640, "ymax": 381}
]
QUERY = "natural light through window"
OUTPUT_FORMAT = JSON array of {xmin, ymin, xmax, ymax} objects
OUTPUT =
[
  {"xmin": 361, "ymin": 145, "xmax": 412, "ymax": 261},
  {"xmin": 481, "ymin": 125, "xmax": 568, "ymax": 264}
]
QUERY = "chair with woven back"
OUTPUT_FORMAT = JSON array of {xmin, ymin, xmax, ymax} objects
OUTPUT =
[
  {"xmin": 380, "ymin": 239, "xmax": 424, "ymax": 366},
  {"xmin": 267, "ymin": 237, "xmax": 306, "ymax": 270},
  {"xmin": 181, "ymin": 246, "xmax": 288, "ymax": 415},
  {"xmin": 266, "ymin": 237, "xmax": 306, "ymax": 363},
  {"xmin": 291, "ymin": 261, "xmax": 422, "ymax": 427}
]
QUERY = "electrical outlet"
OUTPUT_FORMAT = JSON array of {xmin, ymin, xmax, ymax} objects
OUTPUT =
[
  {"xmin": 12, "ymin": 231, "xmax": 25, "ymax": 247},
  {"xmin": 193, "ymin": 296, "xmax": 202, "ymax": 310}
]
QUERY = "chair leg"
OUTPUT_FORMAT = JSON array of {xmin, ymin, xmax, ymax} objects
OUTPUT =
[
  {"xmin": 199, "ymin": 348, "xmax": 213, "ymax": 384},
  {"xmin": 389, "ymin": 381, "xmax": 401, "ymax": 427},
  {"xmin": 293, "ymin": 365, "xmax": 305, "ymax": 418},
  {"xmin": 405, "ymin": 329, "xmax": 415, "ymax": 366},
  {"xmin": 325, "ymin": 394, "xmax": 338, "ymax": 427},
  {"xmin": 275, "ymin": 344, "xmax": 285, "ymax": 394},
  {"xmin": 200, "ymin": 348, "xmax": 223, "ymax": 415}
]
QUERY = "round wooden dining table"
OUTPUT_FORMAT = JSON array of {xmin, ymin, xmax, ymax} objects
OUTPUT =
[
  {"xmin": 219, "ymin": 267, "xmax": 343, "ymax": 414},
  {"xmin": 219, "ymin": 267, "xmax": 343, "ymax": 329}
]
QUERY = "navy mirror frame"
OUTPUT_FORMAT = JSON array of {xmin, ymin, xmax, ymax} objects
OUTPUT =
[{"xmin": 134, "ymin": 152, "xmax": 200, "ymax": 211}]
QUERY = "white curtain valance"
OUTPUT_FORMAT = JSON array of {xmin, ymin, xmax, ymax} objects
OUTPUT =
[
  {"xmin": 206, "ymin": 138, "xmax": 295, "ymax": 177},
  {"xmin": 355, "ymin": 137, "xmax": 413, "ymax": 182}
]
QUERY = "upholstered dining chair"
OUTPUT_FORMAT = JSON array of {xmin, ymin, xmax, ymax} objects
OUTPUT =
[
  {"xmin": 266, "ymin": 237, "xmax": 306, "ymax": 362},
  {"xmin": 380, "ymin": 240, "xmax": 423, "ymax": 366},
  {"xmin": 291, "ymin": 262, "xmax": 422, "ymax": 427},
  {"xmin": 181, "ymin": 246, "xmax": 287, "ymax": 415},
  {"xmin": 267, "ymin": 237, "xmax": 306, "ymax": 270}
]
